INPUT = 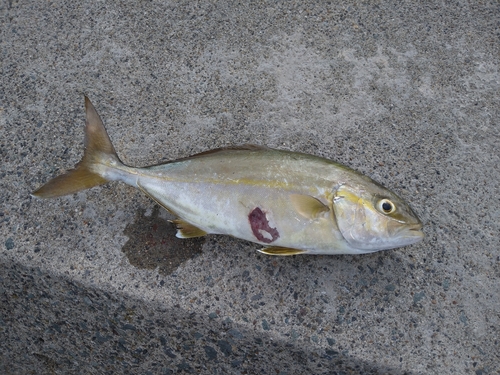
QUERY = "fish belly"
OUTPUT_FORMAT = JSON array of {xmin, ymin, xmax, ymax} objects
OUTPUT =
[{"xmin": 135, "ymin": 175, "xmax": 351, "ymax": 254}]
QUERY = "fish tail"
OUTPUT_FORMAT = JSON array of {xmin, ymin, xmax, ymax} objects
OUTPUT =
[{"xmin": 32, "ymin": 96, "xmax": 121, "ymax": 198}]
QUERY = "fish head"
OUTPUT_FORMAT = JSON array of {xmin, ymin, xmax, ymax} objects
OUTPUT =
[{"xmin": 332, "ymin": 182, "xmax": 424, "ymax": 253}]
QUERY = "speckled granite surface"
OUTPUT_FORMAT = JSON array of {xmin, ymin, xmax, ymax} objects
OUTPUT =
[{"xmin": 1, "ymin": 1, "xmax": 499, "ymax": 374}]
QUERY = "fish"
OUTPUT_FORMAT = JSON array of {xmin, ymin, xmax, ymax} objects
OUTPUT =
[{"xmin": 32, "ymin": 97, "xmax": 424, "ymax": 255}]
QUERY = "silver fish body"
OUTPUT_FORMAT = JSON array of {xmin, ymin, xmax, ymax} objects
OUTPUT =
[{"xmin": 33, "ymin": 97, "xmax": 424, "ymax": 255}]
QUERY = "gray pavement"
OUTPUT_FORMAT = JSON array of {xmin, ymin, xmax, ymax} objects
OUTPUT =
[{"xmin": 1, "ymin": 1, "xmax": 499, "ymax": 374}]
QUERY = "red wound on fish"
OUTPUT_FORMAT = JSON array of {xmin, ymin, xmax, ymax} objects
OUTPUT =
[{"xmin": 248, "ymin": 207, "xmax": 280, "ymax": 243}]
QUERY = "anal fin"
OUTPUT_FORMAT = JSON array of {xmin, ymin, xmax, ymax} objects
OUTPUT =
[
  {"xmin": 137, "ymin": 181, "xmax": 179, "ymax": 216},
  {"xmin": 170, "ymin": 219, "xmax": 207, "ymax": 239},
  {"xmin": 258, "ymin": 247, "xmax": 307, "ymax": 256}
]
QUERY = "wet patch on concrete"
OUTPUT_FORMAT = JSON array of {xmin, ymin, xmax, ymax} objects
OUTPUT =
[{"xmin": 122, "ymin": 206, "xmax": 205, "ymax": 275}]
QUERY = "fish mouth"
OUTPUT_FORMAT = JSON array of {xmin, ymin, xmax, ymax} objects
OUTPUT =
[
  {"xmin": 407, "ymin": 223, "xmax": 423, "ymax": 232},
  {"xmin": 398, "ymin": 223, "xmax": 424, "ymax": 242}
]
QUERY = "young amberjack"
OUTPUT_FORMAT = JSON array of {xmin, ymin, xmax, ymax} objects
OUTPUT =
[{"xmin": 32, "ymin": 97, "xmax": 424, "ymax": 255}]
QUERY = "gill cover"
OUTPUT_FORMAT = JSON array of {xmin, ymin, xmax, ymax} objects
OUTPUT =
[{"xmin": 332, "ymin": 185, "xmax": 409, "ymax": 251}]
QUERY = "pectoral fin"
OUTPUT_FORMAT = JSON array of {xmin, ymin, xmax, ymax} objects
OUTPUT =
[
  {"xmin": 170, "ymin": 219, "xmax": 207, "ymax": 238},
  {"xmin": 258, "ymin": 247, "xmax": 307, "ymax": 256},
  {"xmin": 290, "ymin": 194, "xmax": 329, "ymax": 219}
]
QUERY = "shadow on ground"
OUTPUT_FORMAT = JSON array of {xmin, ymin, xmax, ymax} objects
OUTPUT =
[{"xmin": 0, "ymin": 259, "xmax": 413, "ymax": 375}]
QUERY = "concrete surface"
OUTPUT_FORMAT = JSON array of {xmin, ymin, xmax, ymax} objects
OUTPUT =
[{"xmin": 1, "ymin": 1, "xmax": 499, "ymax": 374}]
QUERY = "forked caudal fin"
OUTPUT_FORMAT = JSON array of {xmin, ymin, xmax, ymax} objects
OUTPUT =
[{"xmin": 32, "ymin": 96, "xmax": 121, "ymax": 198}]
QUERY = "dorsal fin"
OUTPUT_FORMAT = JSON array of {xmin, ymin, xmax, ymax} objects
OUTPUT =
[
  {"xmin": 146, "ymin": 145, "xmax": 271, "ymax": 167},
  {"xmin": 179, "ymin": 144, "xmax": 270, "ymax": 160}
]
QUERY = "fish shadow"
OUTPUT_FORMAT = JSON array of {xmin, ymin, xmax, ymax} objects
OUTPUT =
[{"xmin": 122, "ymin": 205, "xmax": 205, "ymax": 275}]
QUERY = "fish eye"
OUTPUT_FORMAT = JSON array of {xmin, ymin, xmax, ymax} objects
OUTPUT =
[{"xmin": 378, "ymin": 199, "xmax": 396, "ymax": 214}]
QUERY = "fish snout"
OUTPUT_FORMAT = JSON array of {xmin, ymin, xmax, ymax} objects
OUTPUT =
[{"xmin": 398, "ymin": 222, "xmax": 424, "ymax": 244}]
